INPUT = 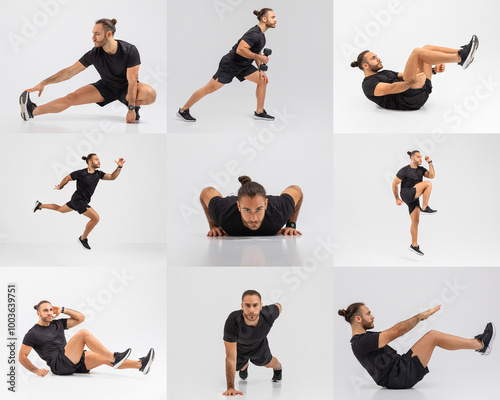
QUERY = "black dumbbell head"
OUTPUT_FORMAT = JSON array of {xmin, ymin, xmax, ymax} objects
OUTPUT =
[
  {"xmin": 263, "ymin": 48, "xmax": 272, "ymax": 56},
  {"xmin": 260, "ymin": 64, "xmax": 268, "ymax": 71}
]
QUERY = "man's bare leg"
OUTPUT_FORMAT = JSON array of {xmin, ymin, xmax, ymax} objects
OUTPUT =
[
  {"xmin": 403, "ymin": 46, "xmax": 460, "ymax": 81},
  {"xmin": 413, "ymin": 181, "xmax": 432, "ymax": 210},
  {"xmin": 81, "ymin": 208, "xmax": 100, "ymax": 239},
  {"xmin": 33, "ymin": 85, "xmax": 104, "ymax": 116},
  {"xmin": 410, "ymin": 330, "xmax": 482, "ymax": 368},
  {"xmin": 409, "ymin": 207, "xmax": 420, "ymax": 247},
  {"xmin": 84, "ymin": 351, "xmax": 141, "ymax": 370},
  {"xmin": 64, "ymin": 329, "xmax": 115, "ymax": 364},
  {"xmin": 264, "ymin": 357, "xmax": 281, "ymax": 370},
  {"xmin": 39, "ymin": 204, "xmax": 73, "ymax": 213},
  {"xmin": 181, "ymin": 78, "xmax": 224, "ymax": 112},
  {"xmin": 243, "ymin": 71, "xmax": 268, "ymax": 114},
  {"xmin": 126, "ymin": 82, "xmax": 157, "ymax": 106}
]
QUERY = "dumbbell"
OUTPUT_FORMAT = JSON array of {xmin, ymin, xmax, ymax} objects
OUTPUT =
[{"xmin": 259, "ymin": 48, "xmax": 272, "ymax": 71}]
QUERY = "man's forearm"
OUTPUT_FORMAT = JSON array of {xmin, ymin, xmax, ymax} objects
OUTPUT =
[
  {"xmin": 63, "ymin": 308, "xmax": 85, "ymax": 321},
  {"xmin": 428, "ymin": 162, "xmax": 435, "ymax": 178},
  {"xmin": 225, "ymin": 357, "xmax": 237, "ymax": 389},
  {"xmin": 386, "ymin": 80, "xmax": 414, "ymax": 95},
  {"xmin": 127, "ymin": 81, "xmax": 138, "ymax": 107},
  {"xmin": 391, "ymin": 313, "xmax": 422, "ymax": 337},
  {"xmin": 58, "ymin": 176, "xmax": 70, "ymax": 190},
  {"xmin": 288, "ymin": 196, "xmax": 303, "ymax": 224},
  {"xmin": 19, "ymin": 356, "xmax": 39, "ymax": 374},
  {"xmin": 201, "ymin": 200, "xmax": 218, "ymax": 229},
  {"xmin": 237, "ymin": 48, "xmax": 259, "ymax": 62},
  {"xmin": 42, "ymin": 68, "xmax": 72, "ymax": 86},
  {"xmin": 110, "ymin": 167, "xmax": 122, "ymax": 180},
  {"xmin": 392, "ymin": 183, "xmax": 400, "ymax": 200}
]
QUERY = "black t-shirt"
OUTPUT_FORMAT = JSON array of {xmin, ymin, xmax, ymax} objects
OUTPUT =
[
  {"xmin": 227, "ymin": 25, "xmax": 266, "ymax": 67},
  {"xmin": 350, "ymin": 331, "xmax": 398, "ymax": 387},
  {"xmin": 70, "ymin": 168, "xmax": 106, "ymax": 203},
  {"xmin": 208, "ymin": 194, "xmax": 295, "ymax": 236},
  {"xmin": 223, "ymin": 305, "xmax": 280, "ymax": 358},
  {"xmin": 396, "ymin": 165, "xmax": 428, "ymax": 191},
  {"xmin": 22, "ymin": 319, "xmax": 68, "ymax": 366},
  {"xmin": 79, "ymin": 39, "xmax": 141, "ymax": 89},
  {"xmin": 362, "ymin": 70, "xmax": 429, "ymax": 111}
]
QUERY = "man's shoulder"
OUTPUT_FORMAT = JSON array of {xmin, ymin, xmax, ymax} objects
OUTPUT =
[
  {"xmin": 117, "ymin": 39, "xmax": 137, "ymax": 51},
  {"xmin": 226, "ymin": 310, "xmax": 242, "ymax": 323}
]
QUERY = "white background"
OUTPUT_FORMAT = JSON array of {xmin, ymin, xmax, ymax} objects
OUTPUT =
[
  {"xmin": 0, "ymin": 266, "xmax": 167, "ymax": 399},
  {"xmin": 167, "ymin": 0, "xmax": 332, "ymax": 133},
  {"xmin": 166, "ymin": 133, "xmax": 334, "ymax": 266},
  {"xmin": 334, "ymin": 0, "xmax": 500, "ymax": 134},
  {"xmin": 333, "ymin": 134, "xmax": 500, "ymax": 266},
  {"xmin": 167, "ymin": 266, "xmax": 333, "ymax": 400},
  {"xmin": 1, "ymin": 0, "xmax": 166, "ymax": 133},
  {"xmin": 334, "ymin": 267, "xmax": 500, "ymax": 399}
]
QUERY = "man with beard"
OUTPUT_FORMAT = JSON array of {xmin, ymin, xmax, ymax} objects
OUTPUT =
[
  {"xmin": 177, "ymin": 8, "xmax": 277, "ymax": 122},
  {"xmin": 20, "ymin": 18, "xmax": 156, "ymax": 123},
  {"xmin": 200, "ymin": 175, "xmax": 303, "ymax": 237},
  {"xmin": 338, "ymin": 303, "xmax": 495, "ymax": 389},
  {"xmin": 350, "ymin": 35, "xmax": 478, "ymax": 110},
  {"xmin": 222, "ymin": 290, "xmax": 282, "ymax": 396},
  {"xmin": 19, "ymin": 300, "xmax": 155, "ymax": 377}
]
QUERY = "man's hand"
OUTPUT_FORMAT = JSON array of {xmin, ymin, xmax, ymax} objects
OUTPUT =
[
  {"xmin": 258, "ymin": 70, "xmax": 269, "ymax": 83},
  {"xmin": 434, "ymin": 64, "xmax": 445, "ymax": 73},
  {"xmin": 115, "ymin": 158, "xmax": 126, "ymax": 167},
  {"xmin": 52, "ymin": 306, "xmax": 62, "ymax": 318},
  {"xmin": 396, "ymin": 199, "xmax": 403, "ymax": 206},
  {"xmin": 425, "ymin": 156, "xmax": 431, "ymax": 163},
  {"xmin": 410, "ymin": 72, "xmax": 426, "ymax": 89},
  {"xmin": 54, "ymin": 184, "xmax": 62, "ymax": 190},
  {"xmin": 126, "ymin": 109, "xmax": 136, "ymax": 124},
  {"xmin": 35, "ymin": 368, "xmax": 49, "ymax": 377},
  {"xmin": 26, "ymin": 83, "xmax": 46, "ymax": 97},
  {"xmin": 256, "ymin": 54, "xmax": 269, "ymax": 64},
  {"xmin": 207, "ymin": 227, "xmax": 226, "ymax": 237},
  {"xmin": 222, "ymin": 388, "xmax": 243, "ymax": 396},
  {"xmin": 277, "ymin": 227, "xmax": 302, "ymax": 236},
  {"xmin": 420, "ymin": 305, "xmax": 441, "ymax": 320}
]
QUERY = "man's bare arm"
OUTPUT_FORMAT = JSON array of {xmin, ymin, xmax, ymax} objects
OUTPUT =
[
  {"xmin": 19, "ymin": 344, "xmax": 49, "ymax": 377},
  {"xmin": 53, "ymin": 306, "xmax": 85, "ymax": 329},
  {"xmin": 200, "ymin": 187, "xmax": 225, "ymax": 237},
  {"xmin": 26, "ymin": 61, "xmax": 86, "ymax": 96},
  {"xmin": 222, "ymin": 341, "xmax": 243, "ymax": 396},
  {"xmin": 54, "ymin": 174, "xmax": 73, "ymax": 190}
]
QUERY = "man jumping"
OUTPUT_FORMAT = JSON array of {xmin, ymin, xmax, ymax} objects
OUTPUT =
[
  {"xmin": 392, "ymin": 150, "xmax": 436, "ymax": 256},
  {"xmin": 223, "ymin": 290, "xmax": 282, "ymax": 396},
  {"xmin": 33, "ymin": 153, "xmax": 125, "ymax": 250},
  {"xmin": 200, "ymin": 175, "xmax": 303, "ymax": 236},
  {"xmin": 20, "ymin": 18, "xmax": 156, "ymax": 123},
  {"xmin": 177, "ymin": 8, "xmax": 276, "ymax": 122},
  {"xmin": 351, "ymin": 35, "xmax": 478, "ymax": 110},
  {"xmin": 338, "ymin": 302, "xmax": 495, "ymax": 389},
  {"xmin": 19, "ymin": 300, "xmax": 155, "ymax": 377}
]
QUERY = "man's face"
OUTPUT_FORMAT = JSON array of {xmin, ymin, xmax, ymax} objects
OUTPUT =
[
  {"xmin": 363, "ymin": 52, "xmax": 383, "ymax": 72},
  {"xmin": 237, "ymin": 196, "xmax": 268, "ymax": 230},
  {"xmin": 92, "ymin": 24, "xmax": 110, "ymax": 47},
  {"xmin": 89, "ymin": 156, "xmax": 101, "ymax": 169},
  {"xmin": 241, "ymin": 295, "xmax": 263, "ymax": 322},
  {"xmin": 263, "ymin": 11, "xmax": 277, "ymax": 28},
  {"xmin": 358, "ymin": 305, "xmax": 375, "ymax": 330},
  {"xmin": 412, "ymin": 153, "xmax": 422, "ymax": 165},
  {"xmin": 38, "ymin": 303, "xmax": 54, "ymax": 323}
]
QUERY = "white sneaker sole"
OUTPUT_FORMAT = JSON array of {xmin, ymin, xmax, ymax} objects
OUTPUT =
[
  {"xmin": 19, "ymin": 91, "xmax": 29, "ymax": 121},
  {"xmin": 176, "ymin": 112, "xmax": 196, "ymax": 122},
  {"xmin": 113, "ymin": 348, "xmax": 132, "ymax": 369},
  {"xmin": 409, "ymin": 246, "xmax": 424, "ymax": 256},
  {"xmin": 462, "ymin": 36, "xmax": 479, "ymax": 69},
  {"xmin": 142, "ymin": 349, "xmax": 155, "ymax": 375},
  {"xmin": 482, "ymin": 323, "xmax": 496, "ymax": 356},
  {"xmin": 253, "ymin": 115, "xmax": 275, "ymax": 121}
]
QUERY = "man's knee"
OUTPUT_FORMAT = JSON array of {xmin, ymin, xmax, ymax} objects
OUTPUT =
[
  {"xmin": 63, "ymin": 92, "xmax": 78, "ymax": 105},
  {"xmin": 425, "ymin": 330, "xmax": 441, "ymax": 340},
  {"xmin": 75, "ymin": 329, "xmax": 91, "ymax": 338},
  {"xmin": 93, "ymin": 214, "xmax": 100, "ymax": 223},
  {"xmin": 411, "ymin": 48, "xmax": 425, "ymax": 57},
  {"xmin": 144, "ymin": 86, "xmax": 157, "ymax": 104},
  {"xmin": 425, "ymin": 181, "xmax": 432, "ymax": 189}
]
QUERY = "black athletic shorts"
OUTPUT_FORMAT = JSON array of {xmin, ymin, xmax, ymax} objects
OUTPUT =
[
  {"xmin": 66, "ymin": 198, "xmax": 91, "ymax": 214},
  {"xmin": 91, "ymin": 80, "xmax": 130, "ymax": 107},
  {"xmin": 212, "ymin": 54, "xmax": 258, "ymax": 84},
  {"xmin": 401, "ymin": 188, "xmax": 420, "ymax": 215},
  {"xmin": 50, "ymin": 350, "xmax": 89, "ymax": 376},
  {"xmin": 400, "ymin": 78, "xmax": 433, "ymax": 110},
  {"xmin": 386, "ymin": 349, "xmax": 429, "ymax": 389},
  {"xmin": 236, "ymin": 341, "xmax": 273, "ymax": 371}
]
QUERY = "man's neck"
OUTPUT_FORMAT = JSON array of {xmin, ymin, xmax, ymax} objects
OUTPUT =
[
  {"xmin": 410, "ymin": 162, "xmax": 418, "ymax": 169},
  {"xmin": 351, "ymin": 326, "xmax": 367, "ymax": 336},
  {"xmin": 87, "ymin": 166, "xmax": 96, "ymax": 173},
  {"xmin": 364, "ymin": 70, "xmax": 378, "ymax": 78},
  {"xmin": 103, "ymin": 38, "xmax": 118, "ymax": 55},
  {"xmin": 258, "ymin": 22, "xmax": 268, "ymax": 33},
  {"xmin": 37, "ymin": 320, "xmax": 50, "ymax": 327}
]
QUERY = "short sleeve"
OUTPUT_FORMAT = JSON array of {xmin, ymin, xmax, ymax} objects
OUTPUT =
[
  {"xmin": 362, "ymin": 76, "xmax": 381, "ymax": 97},
  {"xmin": 99, "ymin": 170, "xmax": 105, "ymax": 180},
  {"xmin": 268, "ymin": 304, "xmax": 280, "ymax": 322},
  {"xmin": 354, "ymin": 332, "xmax": 380, "ymax": 356},
  {"xmin": 421, "ymin": 166, "xmax": 428, "ymax": 174},
  {"xmin": 57, "ymin": 319, "xmax": 68, "ymax": 330},
  {"xmin": 275, "ymin": 194, "xmax": 295, "ymax": 220},
  {"xmin": 207, "ymin": 196, "xmax": 225, "ymax": 226},
  {"xmin": 70, "ymin": 170, "xmax": 81, "ymax": 181},
  {"xmin": 241, "ymin": 29, "xmax": 260, "ymax": 48},
  {"xmin": 79, "ymin": 49, "xmax": 95, "ymax": 68},
  {"xmin": 396, "ymin": 167, "xmax": 406, "ymax": 180},
  {"xmin": 126, "ymin": 45, "xmax": 141, "ymax": 68},
  {"xmin": 22, "ymin": 330, "xmax": 35, "ymax": 347},
  {"xmin": 223, "ymin": 314, "xmax": 239, "ymax": 342}
]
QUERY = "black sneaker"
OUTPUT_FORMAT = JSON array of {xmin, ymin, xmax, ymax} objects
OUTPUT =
[
  {"xmin": 111, "ymin": 348, "xmax": 132, "ymax": 369},
  {"xmin": 239, "ymin": 365, "xmax": 248, "ymax": 380},
  {"xmin": 253, "ymin": 109, "xmax": 275, "ymax": 121},
  {"xmin": 409, "ymin": 245, "xmax": 424, "ymax": 256},
  {"xmin": 78, "ymin": 236, "xmax": 91, "ymax": 250},
  {"xmin": 135, "ymin": 106, "xmax": 141, "ymax": 121},
  {"xmin": 19, "ymin": 91, "xmax": 37, "ymax": 121},
  {"xmin": 420, "ymin": 206, "xmax": 437, "ymax": 215},
  {"xmin": 475, "ymin": 323, "xmax": 496, "ymax": 356},
  {"xmin": 458, "ymin": 35, "xmax": 479, "ymax": 69},
  {"xmin": 33, "ymin": 201, "xmax": 42, "ymax": 213},
  {"xmin": 272, "ymin": 368, "xmax": 282, "ymax": 382},
  {"xmin": 139, "ymin": 348, "xmax": 155, "ymax": 375},
  {"xmin": 176, "ymin": 108, "xmax": 196, "ymax": 122}
]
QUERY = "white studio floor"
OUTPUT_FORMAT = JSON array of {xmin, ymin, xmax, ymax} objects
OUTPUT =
[
  {"xmin": 334, "ymin": 0, "xmax": 500, "ymax": 134},
  {"xmin": 168, "ymin": 267, "xmax": 333, "ymax": 400},
  {"xmin": 333, "ymin": 134, "xmax": 500, "ymax": 267}
]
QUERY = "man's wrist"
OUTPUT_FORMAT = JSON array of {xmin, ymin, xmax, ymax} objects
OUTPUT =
[
  {"xmin": 61, "ymin": 306, "xmax": 65, "ymax": 313},
  {"xmin": 428, "ymin": 160, "xmax": 433, "ymax": 163}
]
